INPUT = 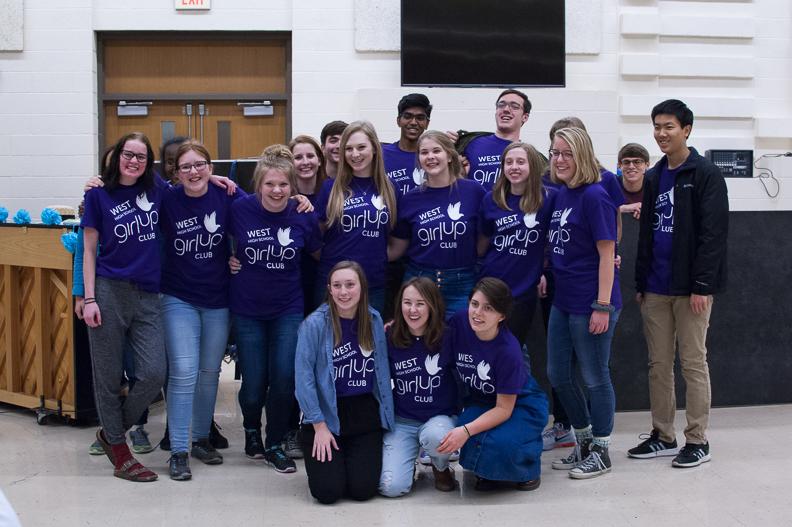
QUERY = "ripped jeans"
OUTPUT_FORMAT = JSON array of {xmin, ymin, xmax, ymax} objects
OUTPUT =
[{"xmin": 378, "ymin": 414, "xmax": 456, "ymax": 498}]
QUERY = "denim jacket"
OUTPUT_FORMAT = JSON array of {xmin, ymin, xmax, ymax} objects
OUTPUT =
[{"xmin": 295, "ymin": 303, "xmax": 395, "ymax": 436}]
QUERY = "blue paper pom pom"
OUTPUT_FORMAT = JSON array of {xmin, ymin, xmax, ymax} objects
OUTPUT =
[
  {"xmin": 13, "ymin": 209, "xmax": 31, "ymax": 225},
  {"xmin": 41, "ymin": 208, "xmax": 63, "ymax": 226},
  {"xmin": 60, "ymin": 232, "xmax": 78, "ymax": 254},
  {"xmin": 0, "ymin": 207, "xmax": 8, "ymax": 223}
]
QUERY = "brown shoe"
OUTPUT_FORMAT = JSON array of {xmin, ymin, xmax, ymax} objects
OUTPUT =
[
  {"xmin": 114, "ymin": 457, "xmax": 158, "ymax": 482},
  {"xmin": 432, "ymin": 466, "xmax": 456, "ymax": 492},
  {"xmin": 515, "ymin": 477, "xmax": 541, "ymax": 491}
]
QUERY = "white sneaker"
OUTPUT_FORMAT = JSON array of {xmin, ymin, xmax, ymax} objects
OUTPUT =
[{"xmin": 542, "ymin": 423, "xmax": 576, "ymax": 451}]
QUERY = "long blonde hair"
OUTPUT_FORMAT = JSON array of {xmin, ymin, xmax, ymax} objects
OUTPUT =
[
  {"xmin": 327, "ymin": 261, "xmax": 375, "ymax": 352},
  {"xmin": 550, "ymin": 127, "xmax": 601, "ymax": 189},
  {"xmin": 325, "ymin": 121, "xmax": 396, "ymax": 228},
  {"xmin": 492, "ymin": 142, "xmax": 546, "ymax": 213}
]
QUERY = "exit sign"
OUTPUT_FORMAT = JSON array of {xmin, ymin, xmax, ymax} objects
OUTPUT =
[{"xmin": 175, "ymin": 0, "xmax": 210, "ymax": 10}]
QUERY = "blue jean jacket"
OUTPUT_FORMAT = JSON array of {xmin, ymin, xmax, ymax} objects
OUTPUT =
[{"xmin": 295, "ymin": 303, "xmax": 395, "ymax": 436}]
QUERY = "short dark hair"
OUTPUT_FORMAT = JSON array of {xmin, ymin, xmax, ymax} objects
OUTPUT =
[
  {"xmin": 497, "ymin": 89, "xmax": 531, "ymax": 114},
  {"xmin": 469, "ymin": 277, "xmax": 513, "ymax": 321},
  {"xmin": 651, "ymin": 99, "xmax": 694, "ymax": 128},
  {"xmin": 160, "ymin": 136, "xmax": 188, "ymax": 165},
  {"xmin": 618, "ymin": 143, "xmax": 650, "ymax": 163},
  {"xmin": 320, "ymin": 120, "xmax": 348, "ymax": 145},
  {"xmin": 549, "ymin": 116, "xmax": 586, "ymax": 142},
  {"xmin": 397, "ymin": 93, "xmax": 432, "ymax": 118}
]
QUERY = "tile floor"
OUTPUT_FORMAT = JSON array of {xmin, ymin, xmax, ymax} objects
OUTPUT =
[{"xmin": 1, "ymin": 365, "xmax": 790, "ymax": 527}]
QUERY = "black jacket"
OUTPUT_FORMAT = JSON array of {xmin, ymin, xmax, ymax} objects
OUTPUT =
[{"xmin": 635, "ymin": 147, "xmax": 729, "ymax": 296}]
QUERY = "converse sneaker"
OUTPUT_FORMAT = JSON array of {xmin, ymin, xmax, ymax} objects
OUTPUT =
[
  {"xmin": 542, "ymin": 423, "xmax": 576, "ymax": 451},
  {"xmin": 551, "ymin": 438, "xmax": 591, "ymax": 470},
  {"xmin": 672, "ymin": 442, "xmax": 711, "ymax": 468},
  {"xmin": 244, "ymin": 429, "xmax": 266, "ymax": 460},
  {"xmin": 627, "ymin": 430, "xmax": 679, "ymax": 459},
  {"xmin": 169, "ymin": 451, "xmax": 192, "ymax": 481},
  {"xmin": 282, "ymin": 430, "xmax": 303, "ymax": 459},
  {"xmin": 569, "ymin": 443, "xmax": 611, "ymax": 479},
  {"xmin": 191, "ymin": 438, "xmax": 224, "ymax": 465},
  {"xmin": 418, "ymin": 449, "xmax": 432, "ymax": 465},
  {"xmin": 129, "ymin": 427, "xmax": 154, "ymax": 454},
  {"xmin": 263, "ymin": 446, "xmax": 297, "ymax": 473}
]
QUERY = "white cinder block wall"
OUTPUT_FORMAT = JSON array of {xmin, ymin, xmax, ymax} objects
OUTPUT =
[{"xmin": 0, "ymin": 0, "xmax": 790, "ymax": 216}]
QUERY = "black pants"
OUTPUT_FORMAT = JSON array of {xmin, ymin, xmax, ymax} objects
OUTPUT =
[{"xmin": 300, "ymin": 394, "xmax": 383, "ymax": 505}]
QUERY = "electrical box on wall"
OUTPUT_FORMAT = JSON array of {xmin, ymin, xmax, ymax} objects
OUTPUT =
[{"xmin": 705, "ymin": 150, "xmax": 754, "ymax": 178}]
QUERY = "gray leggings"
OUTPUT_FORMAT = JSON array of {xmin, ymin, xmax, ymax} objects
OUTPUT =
[{"xmin": 87, "ymin": 277, "xmax": 166, "ymax": 444}]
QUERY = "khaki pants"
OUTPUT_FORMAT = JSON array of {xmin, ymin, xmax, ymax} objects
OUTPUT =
[{"xmin": 640, "ymin": 293, "xmax": 712, "ymax": 444}]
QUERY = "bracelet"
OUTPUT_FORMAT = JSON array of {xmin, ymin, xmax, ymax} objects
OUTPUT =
[
  {"xmin": 84, "ymin": 299, "xmax": 96, "ymax": 305},
  {"xmin": 596, "ymin": 299, "xmax": 610, "ymax": 305},
  {"xmin": 591, "ymin": 301, "xmax": 614, "ymax": 313},
  {"xmin": 462, "ymin": 425, "xmax": 471, "ymax": 438},
  {"xmin": 84, "ymin": 297, "xmax": 95, "ymax": 301}
]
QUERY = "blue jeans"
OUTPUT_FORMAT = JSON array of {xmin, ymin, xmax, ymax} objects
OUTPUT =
[
  {"xmin": 379, "ymin": 415, "xmax": 456, "ymax": 498},
  {"xmin": 234, "ymin": 312, "xmax": 302, "ymax": 448},
  {"xmin": 404, "ymin": 264, "xmax": 475, "ymax": 317},
  {"xmin": 547, "ymin": 306, "xmax": 620, "ymax": 437},
  {"xmin": 161, "ymin": 295, "xmax": 230, "ymax": 454}
]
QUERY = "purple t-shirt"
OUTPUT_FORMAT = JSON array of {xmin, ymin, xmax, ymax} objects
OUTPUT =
[
  {"xmin": 464, "ymin": 134, "xmax": 511, "ymax": 191},
  {"xmin": 160, "ymin": 185, "xmax": 245, "ymax": 308},
  {"xmin": 228, "ymin": 195, "xmax": 322, "ymax": 319},
  {"xmin": 382, "ymin": 142, "xmax": 423, "ymax": 198},
  {"xmin": 478, "ymin": 189, "xmax": 556, "ymax": 297},
  {"xmin": 393, "ymin": 179, "xmax": 486, "ymax": 269},
  {"xmin": 333, "ymin": 317, "xmax": 376, "ymax": 397},
  {"xmin": 316, "ymin": 176, "xmax": 392, "ymax": 288},
  {"xmin": 646, "ymin": 165, "xmax": 678, "ymax": 295},
  {"xmin": 81, "ymin": 180, "xmax": 164, "ymax": 293},
  {"xmin": 389, "ymin": 333, "xmax": 457, "ymax": 422},
  {"xmin": 447, "ymin": 310, "xmax": 527, "ymax": 406},
  {"xmin": 549, "ymin": 183, "xmax": 621, "ymax": 314}
]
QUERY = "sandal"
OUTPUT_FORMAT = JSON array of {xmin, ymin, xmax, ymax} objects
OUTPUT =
[
  {"xmin": 95, "ymin": 429, "xmax": 115, "ymax": 466},
  {"xmin": 113, "ymin": 457, "xmax": 158, "ymax": 482}
]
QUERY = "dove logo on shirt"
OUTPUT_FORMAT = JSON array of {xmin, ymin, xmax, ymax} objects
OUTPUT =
[
  {"xmin": 548, "ymin": 207, "xmax": 573, "ymax": 256},
  {"xmin": 457, "ymin": 353, "xmax": 495, "ymax": 394},
  {"xmin": 341, "ymin": 194, "xmax": 389, "ymax": 238},
  {"xmin": 393, "ymin": 354, "xmax": 444, "ymax": 403},
  {"xmin": 113, "ymin": 192, "xmax": 159, "ymax": 244},
  {"xmin": 416, "ymin": 202, "xmax": 467, "ymax": 249},
  {"xmin": 653, "ymin": 189, "xmax": 674, "ymax": 233},
  {"xmin": 492, "ymin": 211, "xmax": 542, "ymax": 255},
  {"xmin": 172, "ymin": 211, "xmax": 223, "ymax": 259}
]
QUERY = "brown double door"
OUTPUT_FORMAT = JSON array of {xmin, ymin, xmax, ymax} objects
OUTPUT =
[{"xmin": 100, "ymin": 34, "xmax": 289, "ymax": 160}]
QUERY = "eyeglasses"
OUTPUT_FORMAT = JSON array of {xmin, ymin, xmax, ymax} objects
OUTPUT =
[
  {"xmin": 620, "ymin": 158, "xmax": 646, "ymax": 167},
  {"xmin": 178, "ymin": 160, "xmax": 209, "ymax": 173},
  {"xmin": 120, "ymin": 150, "xmax": 148, "ymax": 163},
  {"xmin": 400, "ymin": 112, "xmax": 428, "ymax": 123},
  {"xmin": 548, "ymin": 149, "xmax": 574, "ymax": 160},
  {"xmin": 496, "ymin": 101, "xmax": 523, "ymax": 111}
]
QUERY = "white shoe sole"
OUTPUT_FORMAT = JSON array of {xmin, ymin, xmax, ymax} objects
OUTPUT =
[
  {"xmin": 569, "ymin": 466, "xmax": 611, "ymax": 479},
  {"xmin": 672, "ymin": 453, "xmax": 711, "ymax": 468}
]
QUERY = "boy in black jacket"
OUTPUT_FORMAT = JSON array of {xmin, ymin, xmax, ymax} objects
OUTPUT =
[{"xmin": 629, "ymin": 99, "xmax": 728, "ymax": 468}]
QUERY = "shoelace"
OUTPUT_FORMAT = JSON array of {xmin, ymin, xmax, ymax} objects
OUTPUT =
[{"xmin": 577, "ymin": 451, "xmax": 605, "ymax": 472}]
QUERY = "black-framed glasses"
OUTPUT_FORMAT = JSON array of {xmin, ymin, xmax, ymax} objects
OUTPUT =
[
  {"xmin": 120, "ymin": 150, "xmax": 148, "ymax": 163},
  {"xmin": 178, "ymin": 160, "xmax": 209, "ymax": 173},
  {"xmin": 548, "ymin": 149, "xmax": 574, "ymax": 160},
  {"xmin": 400, "ymin": 111, "xmax": 428, "ymax": 123},
  {"xmin": 496, "ymin": 101, "xmax": 523, "ymax": 111},
  {"xmin": 620, "ymin": 158, "xmax": 646, "ymax": 167}
]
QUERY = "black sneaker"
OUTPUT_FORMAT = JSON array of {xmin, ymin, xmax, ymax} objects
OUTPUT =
[
  {"xmin": 209, "ymin": 421, "xmax": 229, "ymax": 450},
  {"xmin": 191, "ymin": 438, "xmax": 223, "ymax": 465},
  {"xmin": 282, "ymin": 429, "xmax": 304, "ymax": 459},
  {"xmin": 628, "ymin": 430, "xmax": 679, "ymax": 459},
  {"xmin": 263, "ymin": 446, "xmax": 297, "ymax": 473},
  {"xmin": 672, "ymin": 442, "xmax": 711, "ymax": 468},
  {"xmin": 169, "ymin": 452, "xmax": 192, "ymax": 481},
  {"xmin": 551, "ymin": 438, "xmax": 591, "ymax": 470},
  {"xmin": 569, "ymin": 443, "xmax": 611, "ymax": 479},
  {"xmin": 244, "ymin": 429, "xmax": 265, "ymax": 460},
  {"xmin": 159, "ymin": 425, "xmax": 170, "ymax": 451}
]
